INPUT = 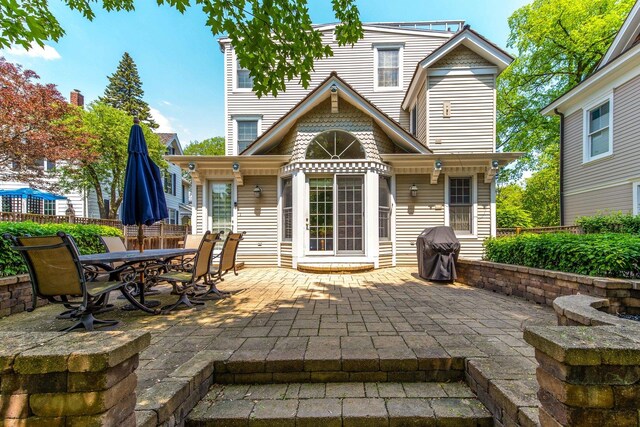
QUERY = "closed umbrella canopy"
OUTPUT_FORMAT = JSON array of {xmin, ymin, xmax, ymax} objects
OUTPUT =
[
  {"xmin": 121, "ymin": 119, "xmax": 168, "ymax": 250},
  {"xmin": 0, "ymin": 188, "xmax": 66, "ymax": 201}
]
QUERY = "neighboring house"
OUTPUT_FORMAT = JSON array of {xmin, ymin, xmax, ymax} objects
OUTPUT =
[
  {"xmin": 0, "ymin": 91, "xmax": 191, "ymax": 222},
  {"xmin": 169, "ymin": 22, "xmax": 519, "ymax": 268},
  {"xmin": 542, "ymin": 1, "xmax": 640, "ymax": 224},
  {"xmin": 157, "ymin": 133, "xmax": 192, "ymax": 225}
]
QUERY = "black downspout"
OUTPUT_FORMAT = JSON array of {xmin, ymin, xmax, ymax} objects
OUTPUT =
[{"xmin": 554, "ymin": 108, "xmax": 565, "ymax": 226}]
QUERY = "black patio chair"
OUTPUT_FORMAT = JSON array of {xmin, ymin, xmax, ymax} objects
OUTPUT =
[
  {"xmin": 155, "ymin": 230, "xmax": 219, "ymax": 312},
  {"xmin": 3, "ymin": 232, "xmax": 131, "ymax": 332},
  {"xmin": 198, "ymin": 231, "xmax": 245, "ymax": 299}
]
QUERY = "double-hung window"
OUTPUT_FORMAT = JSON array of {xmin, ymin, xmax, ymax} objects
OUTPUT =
[
  {"xmin": 44, "ymin": 200, "xmax": 56, "ymax": 216},
  {"xmin": 164, "ymin": 172, "xmax": 176, "ymax": 196},
  {"xmin": 585, "ymin": 99, "xmax": 612, "ymax": 162},
  {"xmin": 449, "ymin": 177, "xmax": 473, "ymax": 234},
  {"xmin": 375, "ymin": 46, "xmax": 401, "ymax": 90},
  {"xmin": 236, "ymin": 60, "xmax": 253, "ymax": 90},
  {"xmin": 236, "ymin": 119, "xmax": 258, "ymax": 154},
  {"xmin": 282, "ymin": 178, "xmax": 292, "ymax": 240},
  {"xmin": 379, "ymin": 176, "xmax": 391, "ymax": 240}
]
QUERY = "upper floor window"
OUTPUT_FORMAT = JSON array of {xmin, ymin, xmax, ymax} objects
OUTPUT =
[
  {"xmin": 410, "ymin": 105, "xmax": 417, "ymax": 136},
  {"xmin": 306, "ymin": 130, "xmax": 366, "ymax": 160},
  {"xmin": 236, "ymin": 119, "xmax": 258, "ymax": 154},
  {"xmin": 236, "ymin": 60, "xmax": 253, "ymax": 90},
  {"xmin": 584, "ymin": 98, "xmax": 612, "ymax": 162},
  {"xmin": 375, "ymin": 45, "xmax": 402, "ymax": 90},
  {"xmin": 164, "ymin": 171, "xmax": 176, "ymax": 196}
]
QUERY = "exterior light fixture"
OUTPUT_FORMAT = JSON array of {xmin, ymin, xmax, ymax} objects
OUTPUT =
[
  {"xmin": 434, "ymin": 160, "xmax": 443, "ymax": 170},
  {"xmin": 410, "ymin": 184, "xmax": 418, "ymax": 198},
  {"xmin": 330, "ymin": 84, "xmax": 338, "ymax": 93},
  {"xmin": 491, "ymin": 160, "xmax": 499, "ymax": 169},
  {"xmin": 232, "ymin": 162, "xmax": 240, "ymax": 172},
  {"xmin": 188, "ymin": 162, "xmax": 196, "ymax": 171},
  {"xmin": 253, "ymin": 185, "xmax": 262, "ymax": 198}
]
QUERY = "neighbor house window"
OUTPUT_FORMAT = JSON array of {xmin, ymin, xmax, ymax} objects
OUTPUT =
[
  {"xmin": 168, "ymin": 208, "xmax": 177, "ymax": 224},
  {"xmin": 410, "ymin": 105, "xmax": 417, "ymax": 136},
  {"xmin": 585, "ymin": 99, "xmax": 612, "ymax": 161},
  {"xmin": 449, "ymin": 177, "xmax": 473, "ymax": 234},
  {"xmin": 633, "ymin": 182, "xmax": 640, "ymax": 216},
  {"xmin": 375, "ymin": 46, "xmax": 401, "ymax": 89},
  {"xmin": 44, "ymin": 200, "xmax": 56, "ymax": 216},
  {"xmin": 236, "ymin": 119, "xmax": 259, "ymax": 154},
  {"xmin": 282, "ymin": 178, "xmax": 292, "ymax": 241},
  {"xmin": 2, "ymin": 196, "xmax": 22, "ymax": 213},
  {"xmin": 379, "ymin": 176, "xmax": 391, "ymax": 240},
  {"xmin": 211, "ymin": 182, "xmax": 233, "ymax": 232},
  {"xmin": 164, "ymin": 172, "xmax": 176, "ymax": 196},
  {"xmin": 236, "ymin": 60, "xmax": 253, "ymax": 90}
]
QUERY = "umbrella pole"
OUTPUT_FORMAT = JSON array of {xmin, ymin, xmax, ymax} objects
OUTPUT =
[{"xmin": 137, "ymin": 224, "xmax": 144, "ymax": 253}]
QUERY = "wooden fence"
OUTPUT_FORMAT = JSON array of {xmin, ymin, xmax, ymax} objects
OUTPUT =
[
  {"xmin": 496, "ymin": 225, "xmax": 583, "ymax": 237},
  {"xmin": 0, "ymin": 212, "xmax": 188, "ymax": 250}
]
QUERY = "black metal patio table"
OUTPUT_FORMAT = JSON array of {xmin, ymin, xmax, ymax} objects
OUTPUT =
[{"xmin": 79, "ymin": 248, "xmax": 197, "ymax": 314}]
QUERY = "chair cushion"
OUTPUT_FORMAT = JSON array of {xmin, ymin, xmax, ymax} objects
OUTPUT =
[
  {"xmin": 157, "ymin": 272, "xmax": 193, "ymax": 283},
  {"xmin": 86, "ymin": 281, "xmax": 125, "ymax": 297}
]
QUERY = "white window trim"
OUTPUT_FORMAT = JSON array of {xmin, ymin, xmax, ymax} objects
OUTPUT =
[
  {"xmin": 444, "ymin": 174, "xmax": 478, "ymax": 238},
  {"xmin": 373, "ymin": 43, "xmax": 404, "ymax": 92},
  {"xmin": 232, "ymin": 51, "xmax": 253, "ymax": 93},
  {"xmin": 232, "ymin": 115, "xmax": 262, "ymax": 155},
  {"xmin": 633, "ymin": 181, "xmax": 640, "ymax": 216},
  {"xmin": 583, "ymin": 93, "xmax": 613, "ymax": 164}
]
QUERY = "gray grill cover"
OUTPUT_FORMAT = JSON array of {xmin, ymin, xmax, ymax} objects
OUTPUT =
[{"xmin": 416, "ymin": 226, "xmax": 460, "ymax": 281}]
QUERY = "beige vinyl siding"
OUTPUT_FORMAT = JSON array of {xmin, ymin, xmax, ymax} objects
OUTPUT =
[
  {"xmin": 427, "ymin": 74, "xmax": 495, "ymax": 153},
  {"xmin": 565, "ymin": 184, "xmax": 633, "ymax": 224},
  {"xmin": 379, "ymin": 241, "xmax": 393, "ymax": 268},
  {"xmin": 395, "ymin": 174, "xmax": 444, "ymax": 265},
  {"xmin": 562, "ymin": 74, "xmax": 640, "ymax": 222},
  {"xmin": 225, "ymin": 29, "xmax": 451, "ymax": 153},
  {"xmin": 416, "ymin": 84, "xmax": 427, "ymax": 144},
  {"xmin": 195, "ymin": 185, "xmax": 204, "ymax": 234},
  {"xmin": 280, "ymin": 242, "xmax": 292, "ymax": 268},
  {"xmin": 457, "ymin": 176, "xmax": 490, "ymax": 260},
  {"xmin": 236, "ymin": 176, "xmax": 278, "ymax": 266}
]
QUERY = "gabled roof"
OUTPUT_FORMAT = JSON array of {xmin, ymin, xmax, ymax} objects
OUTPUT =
[
  {"xmin": 156, "ymin": 132, "xmax": 183, "ymax": 155},
  {"xmin": 598, "ymin": 0, "xmax": 640, "ymax": 69},
  {"xmin": 241, "ymin": 72, "xmax": 431, "ymax": 156},
  {"xmin": 402, "ymin": 25, "xmax": 514, "ymax": 110}
]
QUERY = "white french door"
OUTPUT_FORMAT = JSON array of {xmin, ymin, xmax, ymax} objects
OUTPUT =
[{"xmin": 306, "ymin": 175, "xmax": 364, "ymax": 255}]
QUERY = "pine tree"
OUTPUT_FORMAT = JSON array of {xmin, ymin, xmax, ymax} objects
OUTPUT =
[{"xmin": 99, "ymin": 52, "xmax": 157, "ymax": 129}]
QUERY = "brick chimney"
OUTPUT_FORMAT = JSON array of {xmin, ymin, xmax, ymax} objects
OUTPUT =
[{"xmin": 70, "ymin": 89, "xmax": 84, "ymax": 108}]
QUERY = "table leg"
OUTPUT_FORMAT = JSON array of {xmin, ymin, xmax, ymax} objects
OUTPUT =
[
  {"xmin": 119, "ymin": 285, "xmax": 161, "ymax": 315},
  {"xmin": 121, "ymin": 269, "xmax": 161, "ymax": 312}
]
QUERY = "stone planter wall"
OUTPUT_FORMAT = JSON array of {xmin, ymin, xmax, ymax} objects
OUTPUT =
[
  {"xmin": 0, "ymin": 330, "xmax": 150, "ymax": 426},
  {"xmin": 0, "ymin": 274, "xmax": 47, "ymax": 318},
  {"xmin": 456, "ymin": 258, "xmax": 640, "ymax": 314}
]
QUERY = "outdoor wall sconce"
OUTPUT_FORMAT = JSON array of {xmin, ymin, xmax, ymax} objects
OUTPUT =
[
  {"xmin": 232, "ymin": 162, "xmax": 240, "ymax": 172},
  {"xmin": 410, "ymin": 184, "xmax": 418, "ymax": 198},
  {"xmin": 253, "ymin": 185, "xmax": 262, "ymax": 198},
  {"xmin": 491, "ymin": 160, "xmax": 499, "ymax": 169},
  {"xmin": 434, "ymin": 160, "xmax": 443, "ymax": 170},
  {"xmin": 188, "ymin": 162, "xmax": 196, "ymax": 171}
]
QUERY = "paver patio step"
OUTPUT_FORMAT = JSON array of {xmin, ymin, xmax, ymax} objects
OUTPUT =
[
  {"xmin": 297, "ymin": 263, "xmax": 375, "ymax": 274},
  {"xmin": 186, "ymin": 381, "xmax": 492, "ymax": 426}
]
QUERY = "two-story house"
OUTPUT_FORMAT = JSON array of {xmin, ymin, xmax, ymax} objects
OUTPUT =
[
  {"xmin": 542, "ymin": 1, "xmax": 640, "ymax": 224},
  {"xmin": 168, "ymin": 22, "xmax": 520, "ymax": 269},
  {"xmin": 157, "ymin": 133, "xmax": 192, "ymax": 225}
]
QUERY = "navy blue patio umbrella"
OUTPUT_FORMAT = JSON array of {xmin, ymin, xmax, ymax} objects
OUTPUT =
[{"xmin": 121, "ymin": 117, "xmax": 168, "ymax": 252}]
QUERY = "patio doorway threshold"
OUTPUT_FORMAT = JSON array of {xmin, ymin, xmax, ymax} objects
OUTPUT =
[{"xmin": 297, "ymin": 263, "xmax": 375, "ymax": 274}]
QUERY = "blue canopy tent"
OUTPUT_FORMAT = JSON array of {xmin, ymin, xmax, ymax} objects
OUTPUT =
[
  {"xmin": 121, "ymin": 117, "xmax": 168, "ymax": 252},
  {"xmin": 0, "ymin": 188, "xmax": 66, "ymax": 201}
]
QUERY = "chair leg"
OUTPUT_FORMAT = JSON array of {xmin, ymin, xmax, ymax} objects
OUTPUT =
[
  {"xmin": 161, "ymin": 292, "xmax": 205, "ymax": 313},
  {"xmin": 61, "ymin": 313, "xmax": 119, "ymax": 332}
]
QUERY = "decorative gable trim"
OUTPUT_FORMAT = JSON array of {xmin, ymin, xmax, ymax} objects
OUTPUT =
[{"xmin": 599, "ymin": 1, "xmax": 640, "ymax": 69}]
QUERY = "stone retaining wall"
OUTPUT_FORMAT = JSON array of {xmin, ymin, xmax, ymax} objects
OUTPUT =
[
  {"xmin": 0, "ymin": 330, "xmax": 149, "ymax": 426},
  {"xmin": 456, "ymin": 258, "xmax": 640, "ymax": 314},
  {"xmin": 0, "ymin": 274, "xmax": 47, "ymax": 318}
]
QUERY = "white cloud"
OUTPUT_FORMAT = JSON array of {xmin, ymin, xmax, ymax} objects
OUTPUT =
[
  {"xmin": 150, "ymin": 107, "xmax": 174, "ymax": 133},
  {"xmin": 5, "ymin": 43, "xmax": 61, "ymax": 60},
  {"xmin": 160, "ymin": 100, "xmax": 172, "ymax": 106}
]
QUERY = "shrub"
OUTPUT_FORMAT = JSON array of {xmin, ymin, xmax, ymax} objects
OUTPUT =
[
  {"xmin": 484, "ymin": 232, "xmax": 640, "ymax": 278},
  {"xmin": 576, "ymin": 212, "xmax": 640, "ymax": 234},
  {"xmin": 497, "ymin": 205, "xmax": 533, "ymax": 228},
  {"xmin": 0, "ymin": 222, "xmax": 122, "ymax": 277}
]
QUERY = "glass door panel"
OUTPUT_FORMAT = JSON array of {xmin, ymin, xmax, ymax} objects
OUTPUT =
[
  {"xmin": 309, "ymin": 177, "xmax": 334, "ymax": 252},
  {"xmin": 337, "ymin": 176, "xmax": 364, "ymax": 254},
  {"xmin": 211, "ymin": 182, "xmax": 233, "ymax": 233}
]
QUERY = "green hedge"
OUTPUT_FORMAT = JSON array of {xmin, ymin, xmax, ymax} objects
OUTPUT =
[
  {"xmin": 576, "ymin": 213, "xmax": 640, "ymax": 234},
  {"xmin": 0, "ymin": 222, "xmax": 122, "ymax": 277},
  {"xmin": 484, "ymin": 232, "xmax": 640, "ymax": 278}
]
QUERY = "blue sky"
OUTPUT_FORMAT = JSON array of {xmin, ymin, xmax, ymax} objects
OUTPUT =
[{"xmin": 1, "ymin": 0, "xmax": 530, "ymax": 145}]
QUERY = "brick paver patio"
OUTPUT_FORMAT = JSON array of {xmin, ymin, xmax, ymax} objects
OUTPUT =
[{"xmin": 0, "ymin": 267, "xmax": 556, "ymax": 425}]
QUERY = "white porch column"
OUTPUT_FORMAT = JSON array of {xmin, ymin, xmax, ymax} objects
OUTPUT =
[
  {"xmin": 190, "ymin": 179, "xmax": 197, "ymax": 234},
  {"xmin": 365, "ymin": 170, "xmax": 380, "ymax": 268},
  {"xmin": 291, "ymin": 169, "xmax": 305, "ymax": 269}
]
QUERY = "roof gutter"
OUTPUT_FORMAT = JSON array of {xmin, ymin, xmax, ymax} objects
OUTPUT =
[{"xmin": 554, "ymin": 108, "xmax": 565, "ymax": 226}]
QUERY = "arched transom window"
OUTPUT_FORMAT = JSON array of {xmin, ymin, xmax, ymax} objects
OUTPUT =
[{"xmin": 305, "ymin": 130, "xmax": 366, "ymax": 160}]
